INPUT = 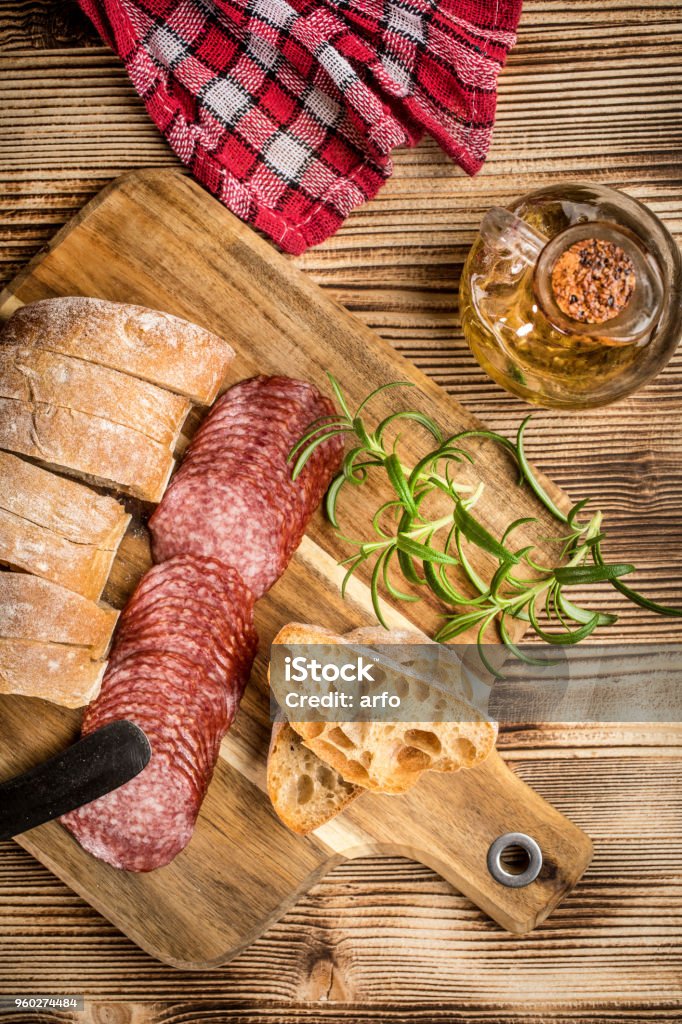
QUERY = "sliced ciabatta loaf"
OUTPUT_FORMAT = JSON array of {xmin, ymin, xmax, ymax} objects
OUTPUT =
[
  {"xmin": 0, "ymin": 396, "xmax": 174, "ymax": 502},
  {"xmin": 270, "ymin": 623, "xmax": 497, "ymax": 795},
  {"xmin": 0, "ymin": 572, "xmax": 118, "ymax": 707},
  {"xmin": 267, "ymin": 719, "xmax": 362, "ymax": 834},
  {"xmin": 0, "ymin": 452, "xmax": 130, "ymax": 599},
  {"xmin": 0, "ymin": 639, "xmax": 106, "ymax": 708},
  {"xmin": 0, "ymin": 347, "xmax": 191, "ymax": 449},
  {"xmin": 0, "ymin": 573, "xmax": 118, "ymax": 661},
  {"xmin": 1, "ymin": 297, "xmax": 234, "ymax": 405}
]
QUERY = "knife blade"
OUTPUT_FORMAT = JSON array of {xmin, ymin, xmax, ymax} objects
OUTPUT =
[{"xmin": 0, "ymin": 721, "xmax": 151, "ymax": 841}]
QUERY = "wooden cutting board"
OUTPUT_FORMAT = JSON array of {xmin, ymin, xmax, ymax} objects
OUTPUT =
[{"xmin": 0, "ymin": 171, "xmax": 592, "ymax": 969}]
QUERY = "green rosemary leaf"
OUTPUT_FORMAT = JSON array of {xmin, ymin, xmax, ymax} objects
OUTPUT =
[
  {"xmin": 435, "ymin": 608, "xmax": 493, "ymax": 642},
  {"xmin": 351, "ymin": 416, "xmax": 374, "ymax": 450},
  {"xmin": 396, "ymin": 534, "xmax": 459, "ymax": 565},
  {"xmin": 499, "ymin": 614, "xmax": 561, "ymax": 666},
  {"xmin": 490, "ymin": 549, "xmax": 533, "ymax": 600},
  {"xmin": 554, "ymin": 563, "xmax": 635, "ymax": 585},
  {"xmin": 371, "ymin": 550, "xmax": 391, "ymax": 628},
  {"xmin": 528, "ymin": 597, "xmax": 600, "ymax": 644},
  {"xmin": 397, "ymin": 547, "xmax": 425, "ymax": 585},
  {"xmin": 355, "ymin": 380, "xmax": 415, "ymax": 416},
  {"xmin": 382, "ymin": 546, "xmax": 420, "ymax": 603},
  {"xmin": 341, "ymin": 555, "xmax": 365, "ymax": 598},
  {"xmin": 385, "ymin": 454, "xmax": 418, "ymax": 516},
  {"xmin": 501, "ymin": 516, "xmax": 537, "ymax": 545},
  {"xmin": 555, "ymin": 590, "xmax": 618, "ymax": 627},
  {"xmin": 453, "ymin": 501, "xmax": 519, "ymax": 564},
  {"xmin": 325, "ymin": 472, "xmax": 346, "ymax": 527},
  {"xmin": 454, "ymin": 528, "xmax": 489, "ymax": 595},
  {"xmin": 342, "ymin": 445, "xmax": 375, "ymax": 484},
  {"xmin": 567, "ymin": 497, "xmax": 591, "ymax": 529},
  {"xmin": 372, "ymin": 499, "xmax": 404, "ymax": 538},
  {"xmin": 288, "ymin": 421, "xmax": 349, "ymax": 463},
  {"xmin": 327, "ymin": 373, "xmax": 354, "ymax": 421},
  {"xmin": 290, "ymin": 429, "xmax": 349, "ymax": 480},
  {"xmin": 592, "ymin": 544, "xmax": 682, "ymax": 617},
  {"xmin": 552, "ymin": 586, "xmax": 571, "ymax": 630},
  {"xmin": 581, "ymin": 532, "xmax": 607, "ymax": 550},
  {"xmin": 375, "ymin": 409, "xmax": 443, "ymax": 446},
  {"xmin": 477, "ymin": 615, "xmax": 505, "ymax": 678},
  {"xmin": 396, "ymin": 510, "xmax": 426, "ymax": 584},
  {"xmin": 545, "ymin": 581, "xmax": 556, "ymax": 623},
  {"xmin": 422, "ymin": 560, "xmax": 485, "ymax": 607},
  {"xmin": 516, "ymin": 417, "xmax": 569, "ymax": 524},
  {"xmin": 447, "ymin": 427, "xmax": 519, "ymax": 460}
]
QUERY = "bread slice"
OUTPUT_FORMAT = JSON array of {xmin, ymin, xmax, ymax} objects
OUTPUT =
[
  {"xmin": 0, "ymin": 452, "xmax": 129, "ymax": 547},
  {"xmin": 0, "ymin": 507, "xmax": 119, "ymax": 601},
  {"xmin": 0, "ymin": 346, "xmax": 191, "ymax": 448},
  {"xmin": 267, "ymin": 719, "xmax": 361, "ymax": 833},
  {"xmin": 0, "ymin": 638, "xmax": 106, "ymax": 708},
  {"xmin": 0, "ymin": 396, "xmax": 174, "ymax": 502},
  {"xmin": 2, "ymin": 297, "xmax": 234, "ymax": 405},
  {"xmin": 270, "ymin": 623, "xmax": 497, "ymax": 795},
  {"xmin": 0, "ymin": 573, "xmax": 118, "ymax": 661},
  {"xmin": 0, "ymin": 452, "xmax": 130, "ymax": 598}
]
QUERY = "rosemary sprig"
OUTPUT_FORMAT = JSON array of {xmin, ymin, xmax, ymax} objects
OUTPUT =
[{"xmin": 289, "ymin": 375, "xmax": 681, "ymax": 669}]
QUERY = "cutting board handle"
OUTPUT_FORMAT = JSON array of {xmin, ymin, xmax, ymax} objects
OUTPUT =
[{"xmin": 337, "ymin": 750, "xmax": 592, "ymax": 933}]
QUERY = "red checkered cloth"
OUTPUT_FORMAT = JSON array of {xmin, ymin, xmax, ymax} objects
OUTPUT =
[{"xmin": 78, "ymin": 0, "xmax": 522, "ymax": 254}]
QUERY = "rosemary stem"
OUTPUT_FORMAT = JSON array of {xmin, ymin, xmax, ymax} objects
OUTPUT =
[{"xmin": 405, "ymin": 514, "xmax": 453, "ymax": 540}]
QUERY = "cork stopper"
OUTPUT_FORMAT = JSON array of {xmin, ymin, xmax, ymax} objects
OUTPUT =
[{"xmin": 550, "ymin": 238, "xmax": 636, "ymax": 325}]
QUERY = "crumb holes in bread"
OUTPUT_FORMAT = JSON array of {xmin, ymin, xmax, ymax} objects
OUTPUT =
[
  {"xmin": 413, "ymin": 681, "xmax": 430, "ymax": 702},
  {"xmin": 327, "ymin": 726, "xmax": 356, "ymax": 750},
  {"xmin": 345, "ymin": 759, "xmax": 370, "ymax": 784},
  {"xmin": 317, "ymin": 743, "xmax": 370, "ymax": 785},
  {"xmin": 404, "ymin": 729, "xmax": 442, "ymax": 756},
  {"xmin": 369, "ymin": 666, "xmax": 386, "ymax": 690},
  {"xmin": 297, "ymin": 774, "xmax": 314, "ymax": 805},
  {"xmin": 304, "ymin": 722, "xmax": 326, "ymax": 739},
  {"xmin": 395, "ymin": 678, "xmax": 410, "ymax": 700},
  {"xmin": 397, "ymin": 746, "xmax": 432, "ymax": 772},
  {"xmin": 455, "ymin": 737, "xmax": 477, "ymax": 763},
  {"xmin": 315, "ymin": 764, "xmax": 334, "ymax": 788}
]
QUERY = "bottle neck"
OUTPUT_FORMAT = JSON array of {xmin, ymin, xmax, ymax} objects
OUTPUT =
[{"xmin": 534, "ymin": 223, "xmax": 664, "ymax": 344}]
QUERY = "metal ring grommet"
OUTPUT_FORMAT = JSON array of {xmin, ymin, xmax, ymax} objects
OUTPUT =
[{"xmin": 487, "ymin": 832, "xmax": 543, "ymax": 888}]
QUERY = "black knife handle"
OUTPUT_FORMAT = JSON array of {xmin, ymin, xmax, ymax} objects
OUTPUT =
[{"xmin": 0, "ymin": 721, "xmax": 151, "ymax": 841}]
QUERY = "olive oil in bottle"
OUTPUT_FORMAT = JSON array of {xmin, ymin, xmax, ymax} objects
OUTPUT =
[{"xmin": 460, "ymin": 184, "xmax": 681, "ymax": 408}]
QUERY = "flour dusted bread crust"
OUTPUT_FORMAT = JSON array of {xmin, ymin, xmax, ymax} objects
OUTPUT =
[
  {"xmin": 0, "ymin": 396, "xmax": 174, "ymax": 502},
  {"xmin": 0, "ymin": 347, "xmax": 191, "ymax": 448},
  {"xmin": 0, "ymin": 452, "xmax": 129, "ymax": 547},
  {"xmin": 267, "ymin": 719, "xmax": 361, "ymax": 833},
  {"xmin": 0, "ymin": 452, "xmax": 129, "ymax": 598},
  {"xmin": 270, "ymin": 623, "xmax": 497, "ymax": 795},
  {"xmin": 0, "ymin": 572, "xmax": 118, "ymax": 707},
  {"xmin": 0, "ymin": 573, "xmax": 118, "ymax": 661},
  {"xmin": 0, "ymin": 639, "xmax": 106, "ymax": 708},
  {"xmin": 1, "ymin": 297, "xmax": 234, "ymax": 404}
]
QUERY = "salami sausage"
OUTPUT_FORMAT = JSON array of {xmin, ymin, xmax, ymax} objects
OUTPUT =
[
  {"xmin": 149, "ymin": 376, "xmax": 344, "ymax": 598},
  {"xmin": 64, "ymin": 376, "xmax": 342, "ymax": 871},
  {"xmin": 62, "ymin": 556, "xmax": 257, "ymax": 872}
]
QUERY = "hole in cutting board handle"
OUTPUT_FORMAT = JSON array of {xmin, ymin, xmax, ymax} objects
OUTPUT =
[{"xmin": 487, "ymin": 832, "xmax": 543, "ymax": 888}]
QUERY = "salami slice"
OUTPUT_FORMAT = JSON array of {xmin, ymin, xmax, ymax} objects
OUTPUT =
[
  {"xmin": 62, "ymin": 555, "xmax": 257, "ymax": 872},
  {"xmin": 149, "ymin": 376, "xmax": 344, "ymax": 598}
]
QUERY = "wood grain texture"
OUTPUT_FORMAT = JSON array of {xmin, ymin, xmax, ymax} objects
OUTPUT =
[
  {"xmin": 0, "ymin": 0, "xmax": 681, "ymax": 1017},
  {"xmin": 0, "ymin": 169, "xmax": 593, "ymax": 961}
]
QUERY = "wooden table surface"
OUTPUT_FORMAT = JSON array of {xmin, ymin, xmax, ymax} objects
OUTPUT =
[{"xmin": 1, "ymin": 1, "xmax": 681, "ymax": 1021}]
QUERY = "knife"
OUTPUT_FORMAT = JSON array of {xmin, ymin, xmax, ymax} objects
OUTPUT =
[{"xmin": 0, "ymin": 721, "xmax": 151, "ymax": 841}]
